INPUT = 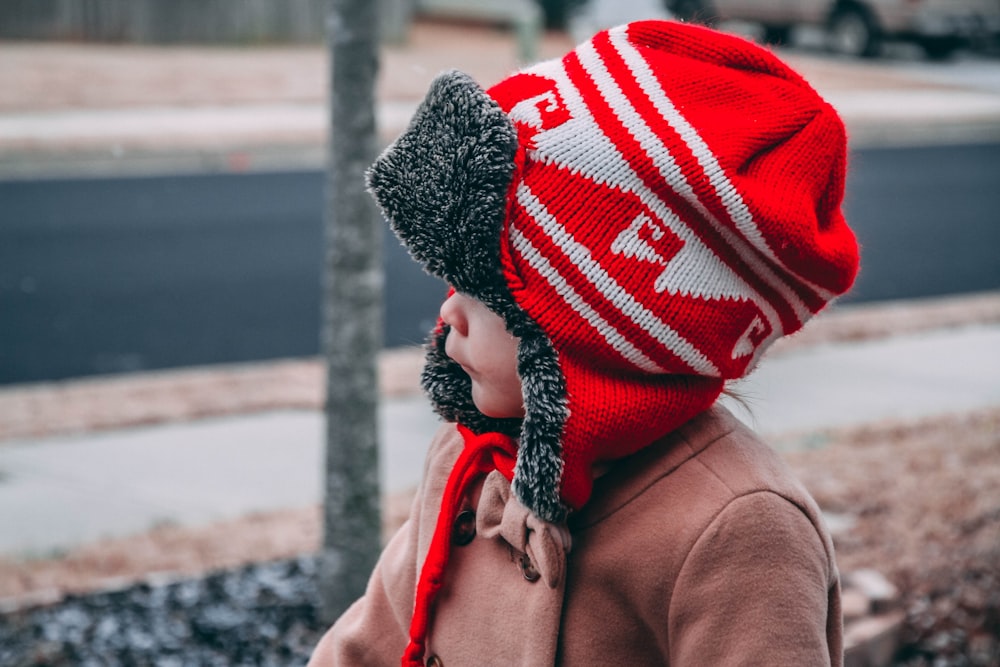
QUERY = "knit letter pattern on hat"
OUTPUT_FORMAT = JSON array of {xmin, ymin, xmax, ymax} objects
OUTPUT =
[{"xmin": 368, "ymin": 20, "xmax": 859, "ymax": 525}]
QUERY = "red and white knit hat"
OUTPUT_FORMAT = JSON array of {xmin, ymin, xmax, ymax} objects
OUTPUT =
[{"xmin": 368, "ymin": 20, "xmax": 859, "ymax": 523}]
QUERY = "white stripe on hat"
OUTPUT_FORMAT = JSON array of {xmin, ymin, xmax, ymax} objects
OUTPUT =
[
  {"xmin": 575, "ymin": 33, "xmax": 811, "ymax": 334},
  {"xmin": 523, "ymin": 48, "xmax": 785, "ymax": 365},
  {"xmin": 607, "ymin": 25, "xmax": 837, "ymax": 305},
  {"xmin": 515, "ymin": 183, "xmax": 720, "ymax": 377},
  {"xmin": 528, "ymin": 58, "xmax": 773, "ymax": 306},
  {"xmin": 573, "ymin": 40, "xmax": 764, "ymax": 305},
  {"xmin": 509, "ymin": 224, "xmax": 667, "ymax": 374}
]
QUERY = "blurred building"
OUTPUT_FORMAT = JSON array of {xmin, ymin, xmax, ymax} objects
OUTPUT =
[
  {"xmin": 0, "ymin": 0, "xmax": 330, "ymax": 43},
  {"xmin": 0, "ymin": 0, "xmax": 588, "ymax": 45}
]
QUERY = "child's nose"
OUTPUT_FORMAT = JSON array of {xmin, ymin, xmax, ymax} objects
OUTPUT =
[{"xmin": 439, "ymin": 292, "xmax": 468, "ymax": 336}]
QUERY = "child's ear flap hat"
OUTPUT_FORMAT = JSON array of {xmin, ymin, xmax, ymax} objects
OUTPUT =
[{"xmin": 368, "ymin": 20, "xmax": 859, "ymax": 524}]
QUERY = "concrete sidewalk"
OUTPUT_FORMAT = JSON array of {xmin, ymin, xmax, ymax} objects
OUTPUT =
[{"xmin": 1, "ymin": 295, "xmax": 999, "ymax": 557}]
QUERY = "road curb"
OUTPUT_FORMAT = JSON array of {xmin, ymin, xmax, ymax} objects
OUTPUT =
[
  {"xmin": 2, "ymin": 112, "xmax": 998, "ymax": 181},
  {"xmin": 1, "ymin": 290, "xmax": 998, "ymax": 444}
]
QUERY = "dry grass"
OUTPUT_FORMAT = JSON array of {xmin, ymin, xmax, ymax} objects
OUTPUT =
[
  {"xmin": 786, "ymin": 407, "xmax": 1000, "ymax": 663},
  {"xmin": 0, "ymin": 491, "xmax": 414, "ymax": 608},
  {"xmin": 785, "ymin": 407, "xmax": 1000, "ymax": 583}
]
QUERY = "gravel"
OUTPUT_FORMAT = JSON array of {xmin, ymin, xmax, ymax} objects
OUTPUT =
[
  {"xmin": 2, "ymin": 540, "xmax": 998, "ymax": 666},
  {"xmin": 0, "ymin": 556, "xmax": 327, "ymax": 666}
]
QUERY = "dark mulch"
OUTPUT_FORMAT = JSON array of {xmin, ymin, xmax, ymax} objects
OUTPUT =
[{"xmin": 0, "ymin": 556, "xmax": 326, "ymax": 667}]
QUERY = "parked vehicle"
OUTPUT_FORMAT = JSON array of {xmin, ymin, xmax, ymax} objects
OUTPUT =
[{"xmin": 664, "ymin": 0, "xmax": 1000, "ymax": 59}]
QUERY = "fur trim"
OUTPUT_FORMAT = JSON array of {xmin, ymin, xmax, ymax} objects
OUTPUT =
[
  {"xmin": 421, "ymin": 326, "xmax": 522, "ymax": 439},
  {"xmin": 421, "ymin": 318, "xmax": 570, "ymax": 523},
  {"xmin": 513, "ymin": 331, "xmax": 570, "ymax": 523},
  {"xmin": 369, "ymin": 70, "xmax": 572, "ymax": 523},
  {"xmin": 366, "ymin": 70, "xmax": 518, "ymax": 307}
]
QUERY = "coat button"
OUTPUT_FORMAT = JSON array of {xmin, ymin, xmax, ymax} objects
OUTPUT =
[
  {"xmin": 519, "ymin": 553, "xmax": 540, "ymax": 583},
  {"xmin": 451, "ymin": 509, "xmax": 476, "ymax": 546},
  {"xmin": 426, "ymin": 655, "xmax": 443, "ymax": 667}
]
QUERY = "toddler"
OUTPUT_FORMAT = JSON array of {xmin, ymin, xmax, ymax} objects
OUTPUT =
[{"xmin": 310, "ymin": 18, "xmax": 859, "ymax": 666}]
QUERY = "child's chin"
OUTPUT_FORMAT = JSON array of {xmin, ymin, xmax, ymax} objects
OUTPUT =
[
  {"xmin": 472, "ymin": 395, "xmax": 522, "ymax": 420},
  {"xmin": 474, "ymin": 402, "xmax": 506, "ymax": 419},
  {"xmin": 475, "ymin": 404, "xmax": 525, "ymax": 420}
]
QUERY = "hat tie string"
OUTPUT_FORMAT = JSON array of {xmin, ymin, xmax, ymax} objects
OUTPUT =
[{"xmin": 402, "ymin": 424, "xmax": 517, "ymax": 666}]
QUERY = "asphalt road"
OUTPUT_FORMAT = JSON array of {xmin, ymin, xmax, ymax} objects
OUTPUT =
[
  {"xmin": 2, "ymin": 142, "xmax": 999, "ymax": 385},
  {"xmin": 839, "ymin": 142, "xmax": 1000, "ymax": 305}
]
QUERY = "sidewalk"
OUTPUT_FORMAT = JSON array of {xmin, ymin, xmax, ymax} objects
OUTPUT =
[
  {"xmin": 1, "ymin": 292, "xmax": 999, "ymax": 557},
  {"xmin": 1, "ymin": 19, "xmax": 1000, "ymax": 558}
]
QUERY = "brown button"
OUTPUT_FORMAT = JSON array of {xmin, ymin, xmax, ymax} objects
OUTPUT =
[
  {"xmin": 451, "ymin": 509, "xmax": 476, "ymax": 546},
  {"xmin": 426, "ymin": 655, "xmax": 443, "ymax": 667},
  {"xmin": 519, "ymin": 553, "xmax": 540, "ymax": 583}
]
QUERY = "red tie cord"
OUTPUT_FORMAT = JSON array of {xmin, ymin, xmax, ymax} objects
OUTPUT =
[{"xmin": 402, "ymin": 425, "xmax": 517, "ymax": 666}]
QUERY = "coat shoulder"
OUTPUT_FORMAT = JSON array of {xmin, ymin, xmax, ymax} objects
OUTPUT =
[{"xmin": 574, "ymin": 405, "xmax": 832, "ymax": 560}]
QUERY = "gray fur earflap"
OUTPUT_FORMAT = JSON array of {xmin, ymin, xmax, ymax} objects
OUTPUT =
[
  {"xmin": 366, "ymin": 70, "xmax": 519, "ymax": 306},
  {"xmin": 421, "ymin": 312, "xmax": 571, "ymax": 524},
  {"xmin": 368, "ymin": 69, "xmax": 573, "ymax": 524}
]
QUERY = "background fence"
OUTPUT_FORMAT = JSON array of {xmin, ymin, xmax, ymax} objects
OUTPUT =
[{"xmin": 0, "ymin": 0, "xmax": 330, "ymax": 43}]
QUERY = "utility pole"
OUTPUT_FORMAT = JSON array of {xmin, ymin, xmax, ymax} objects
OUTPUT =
[{"xmin": 319, "ymin": 0, "xmax": 382, "ymax": 623}]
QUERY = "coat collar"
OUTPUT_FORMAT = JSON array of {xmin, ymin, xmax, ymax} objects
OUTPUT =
[{"xmin": 570, "ymin": 405, "xmax": 741, "ymax": 530}]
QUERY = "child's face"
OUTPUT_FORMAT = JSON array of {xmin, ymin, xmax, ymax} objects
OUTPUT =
[{"xmin": 440, "ymin": 292, "xmax": 524, "ymax": 419}]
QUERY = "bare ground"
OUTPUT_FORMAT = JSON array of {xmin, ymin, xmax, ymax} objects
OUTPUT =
[{"xmin": 786, "ymin": 407, "xmax": 1000, "ymax": 663}]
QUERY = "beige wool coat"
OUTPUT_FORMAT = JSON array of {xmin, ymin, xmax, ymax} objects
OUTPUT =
[{"xmin": 308, "ymin": 405, "xmax": 843, "ymax": 666}]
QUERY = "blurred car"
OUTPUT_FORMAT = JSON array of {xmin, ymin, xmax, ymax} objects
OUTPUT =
[
  {"xmin": 537, "ymin": 0, "xmax": 592, "ymax": 28},
  {"xmin": 664, "ymin": 0, "xmax": 1000, "ymax": 58},
  {"xmin": 567, "ymin": 0, "xmax": 673, "ymax": 41}
]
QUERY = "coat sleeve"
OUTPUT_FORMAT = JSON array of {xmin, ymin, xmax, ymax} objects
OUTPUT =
[
  {"xmin": 307, "ymin": 424, "xmax": 462, "ymax": 666},
  {"xmin": 668, "ymin": 491, "xmax": 841, "ymax": 666}
]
